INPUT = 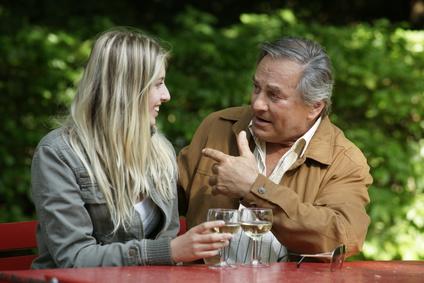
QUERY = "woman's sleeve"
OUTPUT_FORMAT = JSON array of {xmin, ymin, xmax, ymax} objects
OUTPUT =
[{"xmin": 31, "ymin": 144, "xmax": 173, "ymax": 267}]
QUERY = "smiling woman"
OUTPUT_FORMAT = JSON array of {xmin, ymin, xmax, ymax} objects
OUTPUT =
[{"xmin": 30, "ymin": 27, "xmax": 232, "ymax": 268}]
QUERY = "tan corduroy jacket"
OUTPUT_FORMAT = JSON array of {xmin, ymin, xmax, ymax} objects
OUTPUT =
[{"xmin": 178, "ymin": 106, "xmax": 372, "ymax": 257}]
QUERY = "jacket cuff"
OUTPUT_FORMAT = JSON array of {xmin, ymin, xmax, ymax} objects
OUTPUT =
[
  {"xmin": 240, "ymin": 174, "xmax": 297, "ymax": 218},
  {"xmin": 241, "ymin": 174, "xmax": 269, "ymax": 206},
  {"xmin": 143, "ymin": 237, "xmax": 174, "ymax": 265}
]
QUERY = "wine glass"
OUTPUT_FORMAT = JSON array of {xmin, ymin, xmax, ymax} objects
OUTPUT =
[
  {"xmin": 240, "ymin": 207, "xmax": 273, "ymax": 267},
  {"xmin": 207, "ymin": 208, "xmax": 240, "ymax": 268}
]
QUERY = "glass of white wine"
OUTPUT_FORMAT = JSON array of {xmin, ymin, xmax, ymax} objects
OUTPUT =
[
  {"xmin": 240, "ymin": 207, "xmax": 273, "ymax": 267},
  {"xmin": 207, "ymin": 208, "xmax": 240, "ymax": 268}
]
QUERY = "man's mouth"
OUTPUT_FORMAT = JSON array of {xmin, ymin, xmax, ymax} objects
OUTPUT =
[{"xmin": 253, "ymin": 116, "xmax": 271, "ymax": 125}]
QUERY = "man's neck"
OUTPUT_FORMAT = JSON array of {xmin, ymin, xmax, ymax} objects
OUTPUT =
[
  {"xmin": 264, "ymin": 143, "xmax": 292, "ymax": 176},
  {"xmin": 266, "ymin": 142, "xmax": 293, "ymax": 156}
]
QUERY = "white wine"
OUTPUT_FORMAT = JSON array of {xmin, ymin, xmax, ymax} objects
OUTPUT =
[
  {"xmin": 241, "ymin": 221, "xmax": 272, "ymax": 239},
  {"xmin": 213, "ymin": 223, "xmax": 241, "ymax": 234}
]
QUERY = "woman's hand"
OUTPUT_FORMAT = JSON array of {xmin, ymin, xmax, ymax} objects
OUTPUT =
[{"xmin": 170, "ymin": 220, "xmax": 232, "ymax": 263}]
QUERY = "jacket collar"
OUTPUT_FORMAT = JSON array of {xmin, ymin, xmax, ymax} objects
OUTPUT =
[
  {"xmin": 303, "ymin": 116, "xmax": 333, "ymax": 165},
  {"xmin": 218, "ymin": 106, "xmax": 333, "ymax": 166}
]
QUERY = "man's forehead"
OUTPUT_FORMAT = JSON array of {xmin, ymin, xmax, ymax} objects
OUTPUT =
[{"xmin": 254, "ymin": 58, "xmax": 302, "ymax": 89}]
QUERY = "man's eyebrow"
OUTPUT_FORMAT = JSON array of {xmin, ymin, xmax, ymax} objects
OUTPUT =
[
  {"xmin": 251, "ymin": 78, "xmax": 281, "ymax": 93},
  {"xmin": 266, "ymin": 85, "xmax": 281, "ymax": 92}
]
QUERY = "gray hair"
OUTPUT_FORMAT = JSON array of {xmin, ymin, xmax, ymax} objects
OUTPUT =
[{"xmin": 258, "ymin": 37, "xmax": 333, "ymax": 116}]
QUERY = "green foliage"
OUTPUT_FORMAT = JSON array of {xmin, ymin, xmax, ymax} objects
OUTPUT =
[
  {"xmin": 1, "ymin": 7, "xmax": 423, "ymax": 260},
  {"xmin": 0, "ymin": 26, "xmax": 89, "ymax": 220}
]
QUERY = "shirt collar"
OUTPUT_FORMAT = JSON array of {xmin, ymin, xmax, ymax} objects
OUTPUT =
[{"xmin": 300, "ymin": 117, "xmax": 321, "ymax": 157}]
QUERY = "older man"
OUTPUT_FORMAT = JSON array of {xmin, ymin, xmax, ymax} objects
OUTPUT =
[{"xmin": 178, "ymin": 37, "xmax": 372, "ymax": 263}]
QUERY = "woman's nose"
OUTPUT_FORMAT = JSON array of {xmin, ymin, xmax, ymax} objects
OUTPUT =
[{"xmin": 161, "ymin": 85, "xmax": 171, "ymax": 102}]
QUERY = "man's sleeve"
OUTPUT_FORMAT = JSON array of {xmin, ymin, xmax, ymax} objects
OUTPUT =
[{"xmin": 241, "ymin": 147, "xmax": 372, "ymax": 257}]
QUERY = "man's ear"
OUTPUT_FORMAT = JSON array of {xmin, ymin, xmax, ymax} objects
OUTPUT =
[{"xmin": 308, "ymin": 101, "xmax": 325, "ymax": 120}]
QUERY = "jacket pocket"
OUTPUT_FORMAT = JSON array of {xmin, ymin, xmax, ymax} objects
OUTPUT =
[
  {"xmin": 196, "ymin": 156, "xmax": 215, "ymax": 177},
  {"xmin": 193, "ymin": 157, "xmax": 215, "ymax": 196},
  {"xmin": 76, "ymin": 169, "xmax": 106, "ymax": 204},
  {"xmin": 75, "ymin": 169, "xmax": 115, "ymax": 243}
]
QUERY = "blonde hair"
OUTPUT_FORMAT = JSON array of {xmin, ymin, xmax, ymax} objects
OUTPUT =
[{"xmin": 66, "ymin": 28, "xmax": 176, "ymax": 232}]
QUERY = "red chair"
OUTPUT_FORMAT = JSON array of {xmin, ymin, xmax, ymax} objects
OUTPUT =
[
  {"xmin": 0, "ymin": 219, "xmax": 184, "ymax": 270},
  {"xmin": 178, "ymin": 217, "xmax": 187, "ymax": 236},
  {"xmin": 0, "ymin": 220, "xmax": 38, "ymax": 270}
]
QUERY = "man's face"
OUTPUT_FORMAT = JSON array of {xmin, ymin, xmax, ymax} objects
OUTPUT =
[{"xmin": 251, "ymin": 55, "xmax": 322, "ymax": 145}]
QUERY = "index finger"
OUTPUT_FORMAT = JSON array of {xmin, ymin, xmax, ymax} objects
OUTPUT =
[
  {"xmin": 202, "ymin": 148, "xmax": 229, "ymax": 163},
  {"xmin": 192, "ymin": 220, "xmax": 225, "ymax": 233}
]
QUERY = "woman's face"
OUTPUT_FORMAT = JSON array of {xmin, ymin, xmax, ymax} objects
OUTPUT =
[{"xmin": 148, "ymin": 68, "xmax": 170, "ymax": 127}]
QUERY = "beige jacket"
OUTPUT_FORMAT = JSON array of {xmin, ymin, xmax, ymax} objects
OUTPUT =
[{"xmin": 178, "ymin": 106, "xmax": 372, "ymax": 256}]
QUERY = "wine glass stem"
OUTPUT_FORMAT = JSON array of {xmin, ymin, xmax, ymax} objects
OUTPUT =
[
  {"xmin": 219, "ymin": 247, "xmax": 226, "ymax": 265},
  {"xmin": 252, "ymin": 239, "xmax": 259, "ymax": 265}
]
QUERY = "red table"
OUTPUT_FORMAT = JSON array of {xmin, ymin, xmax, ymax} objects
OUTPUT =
[{"xmin": 0, "ymin": 261, "xmax": 422, "ymax": 283}]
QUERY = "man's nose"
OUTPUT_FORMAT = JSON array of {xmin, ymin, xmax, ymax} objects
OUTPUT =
[{"xmin": 251, "ymin": 93, "xmax": 268, "ymax": 112}]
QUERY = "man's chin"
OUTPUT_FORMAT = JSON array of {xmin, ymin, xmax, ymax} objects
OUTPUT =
[
  {"xmin": 252, "ymin": 127, "xmax": 269, "ymax": 140},
  {"xmin": 253, "ymin": 128, "xmax": 281, "ymax": 143}
]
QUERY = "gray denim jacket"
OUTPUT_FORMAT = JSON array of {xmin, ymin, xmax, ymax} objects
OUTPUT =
[{"xmin": 30, "ymin": 128, "xmax": 179, "ymax": 268}]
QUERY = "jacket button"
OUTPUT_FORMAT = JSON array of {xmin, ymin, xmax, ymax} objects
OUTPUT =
[{"xmin": 258, "ymin": 187, "xmax": 266, "ymax": 194}]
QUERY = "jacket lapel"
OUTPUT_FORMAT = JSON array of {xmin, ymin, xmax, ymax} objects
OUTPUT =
[{"xmin": 219, "ymin": 106, "xmax": 256, "ymax": 153}]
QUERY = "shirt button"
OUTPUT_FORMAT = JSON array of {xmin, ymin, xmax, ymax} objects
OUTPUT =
[
  {"xmin": 129, "ymin": 248, "xmax": 137, "ymax": 257},
  {"xmin": 258, "ymin": 187, "xmax": 266, "ymax": 194}
]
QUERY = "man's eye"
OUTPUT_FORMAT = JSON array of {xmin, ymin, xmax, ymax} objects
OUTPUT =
[{"xmin": 269, "ymin": 92, "xmax": 280, "ymax": 101}]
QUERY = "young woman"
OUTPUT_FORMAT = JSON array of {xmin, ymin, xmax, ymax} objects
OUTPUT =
[{"xmin": 31, "ymin": 28, "xmax": 231, "ymax": 268}]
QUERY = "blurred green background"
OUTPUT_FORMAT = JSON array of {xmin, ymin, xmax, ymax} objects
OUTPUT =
[{"xmin": 1, "ymin": 1, "xmax": 423, "ymax": 260}]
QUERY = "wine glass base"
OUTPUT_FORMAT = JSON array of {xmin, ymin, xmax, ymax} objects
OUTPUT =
[
  {"xmin": 208, "ymin": 262, "xmax": 237, "ymax": 269},
  {"xmin": 241, "ymin": 261, "xmax": 270, "ymax": 268}
]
